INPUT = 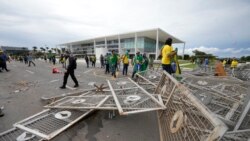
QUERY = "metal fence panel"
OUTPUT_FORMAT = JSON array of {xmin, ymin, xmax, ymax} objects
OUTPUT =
[
  {"xmin": 156, "ymin": 72, "xmax": 228, "ymax": 141},
  {"xmin": 14, "ymin": 109, "xmax": 92, "ymax": 140},
  {"xmin": 0, "ymin": 128, "xmax": 43, "ymax": 141},
  {"xmin": 107, "ymin": 78, "xmax": 165, "ymax": 115}
]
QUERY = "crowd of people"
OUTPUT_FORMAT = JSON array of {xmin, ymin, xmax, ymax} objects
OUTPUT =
[{"xmin": 83, "ymin": 50, "xmax": 150, "ymax": 79}]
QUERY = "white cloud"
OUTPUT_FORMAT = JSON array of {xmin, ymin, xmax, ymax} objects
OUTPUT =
[
  {"xmin": 184, "ymin": 46, "xmax": 250, "ymax": 57},
  {"xmin": 0, "ymin": 0, "xmax": 249, "ymax": 57}
]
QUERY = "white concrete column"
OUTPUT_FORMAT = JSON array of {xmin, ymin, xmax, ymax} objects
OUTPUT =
[
  {"xmin": 70, "ymin": 44, "xmax": 73, "ymax": 53},
  {"xmin": 105, "ymin": 37, "xmax": 107, "ymax": 49},
  {"xmin": 118, "ymin": 35, "xmax": 121, "ymax": 54},
  {"xmin": 155, "ymin": 29, "xmax": 159, "ymax": 60},
  {"xmin": 134, "ymin": 33, "xmax": 137, "ymax": 55},
  {"xmin": 182, "ymin": 43, "xmax": 186, "ymax": 59},
  {"xmin": 94, "ymin": 39, "xmax": 96, "ymax": 55}
]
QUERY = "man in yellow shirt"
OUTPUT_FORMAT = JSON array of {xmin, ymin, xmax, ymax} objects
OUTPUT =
[
  {"xmin": 231, "ymin": 58, "xmax": 238, "ymax": 77},
  {"xmin": 122, "ymin": 51, "xmax": 129, "ymax": 75},
  {"xmin": 161, "ymin": 38, "xmax": 176, "ymax": 74}
]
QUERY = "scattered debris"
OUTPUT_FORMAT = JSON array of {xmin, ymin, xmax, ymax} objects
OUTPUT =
[{"xmin": 1, "ymin": 67, "xmax": 250, "ymax": 141}]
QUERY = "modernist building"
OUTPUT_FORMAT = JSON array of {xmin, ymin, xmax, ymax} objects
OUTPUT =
[
  {"xmin": 0, "ymin": 46, "xmax": 29, "ymax": 55},
  {"xmin": 58, "ymin": 28, "xmax": 185, "ymax": 59}
]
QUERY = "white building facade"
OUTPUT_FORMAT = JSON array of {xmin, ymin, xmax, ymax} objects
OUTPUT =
[{"xmin": 58, "ymin": 28, "xmax": 185, "ymax": 59}]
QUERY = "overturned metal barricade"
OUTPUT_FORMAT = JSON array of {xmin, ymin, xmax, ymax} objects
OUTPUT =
[
  {"xmin": 184, "ymin": 83, "xmax": 245, "ymax": 128},
  {"xmin": 107, "ymin": 78, "xmax": 166, "ymax": 115},
  {"xmin": 0, "ymin": 128, "xmax": 42, "ymax": 141},
  {"xmin": 181, "ymin": 74, "xmax": 250, "ymax": 128},
  {"xmin": 14, "ymin": 109, "xmax": 93, "ymax": 140},
  {"xmin": 234, "ymin": 64, "xmax": 250, "ymax": 81},
  {"xmin": 135, "ymin": 70, "xmax": 162, "ymax": 93},
  {"xmin": 181, "ymin": 74, "xmax": 247, "ymax": 88},
  {"xmin": 221, "ymin": 129, "xmax": 250, "ymax": 141},
  {"xmin": 156, "ymin": 72, "xmax": 228, "ymax": 141},
  {"xmin": 44, "ymin": 94, "xmax": 163, "ymax": 111}
]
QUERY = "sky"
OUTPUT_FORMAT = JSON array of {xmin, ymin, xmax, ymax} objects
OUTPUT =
[{"xmin": 0, "ymin": 0, "xmax": 250, "ymax": 57}]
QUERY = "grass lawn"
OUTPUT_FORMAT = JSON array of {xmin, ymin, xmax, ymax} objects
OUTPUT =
[
  {"xmin": 178, "ymin": 60, "xmax": 191, "ymax": 64},
  {"xmin": 181, "ymin": 63, "xmax": 197, "ymax": 69}
]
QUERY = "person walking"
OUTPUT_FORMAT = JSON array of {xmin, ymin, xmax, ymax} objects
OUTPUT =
[
  {"xmin": 100, "ymin": 54, "xmax": 104, "ymax": 68},
  {"xmin": 161, "ymin": 38, "xmax": 176, "ymax": 75},
  {"xmin": 104, "ymin": 53, "xmax": 110, "ymax": 74},
  {"xmin": 24, "ymin": 55, "xmax": 28, "ymax": 64},
  {"xmin": 122, "ymin": 51, "xmax": 129, "ymax": 75},
  {"xmin": 27, "ymin": 53, "xmax": 36, "ymax": 67},
  {"xmin": 93, "ymin": 55, "xmax": 96, "ymax": 67},
  {"xmin": 204, "ymin": 58, "xmax": 209, "ymax": 72},
  {"xmin": 0, "ymin": 50, "xmax": 10, "ymax": 72},
  {"xmin": 131, "ymin": 51, "xmax": 143, "ymax": 78},
  {"xmin": 231, "ymin": 58, "xmax": 238, "ymax": 77},
  {"xmin": 85, "ymin": 55, "xmax": 89, "ymax": 68},
  {"xmin": 52, "ymin": 55, "xmax": 56, "ymax": 65},
  {"xmin": 110, "ymin": 50, "xmax": 118, "ymax": 78},
  {"xmin": 0, "ymin": 50, "xmax": 3, "ymax": 72},
  {"xmin": 60, "ymin": 53, "xmax": 79, "ymax": 89},
  {"xmin": 141, "ymin": 53, "xmax": 149, "ymax": 72},
  {"xmin": 44, "ymin": 55, "xmax": 47, "ymax": 63}
]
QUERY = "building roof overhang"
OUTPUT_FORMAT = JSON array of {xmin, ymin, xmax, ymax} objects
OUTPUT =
[{"xmin": 59, "ymin": 28, "xmax": 185, "ymax": 46}]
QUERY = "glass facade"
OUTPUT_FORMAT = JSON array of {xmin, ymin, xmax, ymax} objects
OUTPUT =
[
  {"xmin": 70, "ymin": 37, "xmax": 164, "ymax": 56},
  {"xmin": 144, "ymin": 37, "xmax": 156, "ymax": 52}
]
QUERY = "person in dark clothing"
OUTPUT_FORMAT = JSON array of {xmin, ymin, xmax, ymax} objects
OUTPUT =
[
  {"xmin": 100, "ymin": 54, "xmax": 104, "ymax": 68},
  {"xmin": 85, "ymin": 55, "xmax": 89, "ymax": 68},
  {"xmin": 27, "ymin": 54, "xmax": 36, "ymax": 67},
  {"xmin": 52, "ymin": 56, "xmax": 56, "ymax": 65},
  {"xmin": 104, "ymin": 53, "xmax": 110, "ymax": 74},
  {"xmin": 60, "ymin": 54, "xmax": 79, "ymax": 89},
  {"xmin": 24, "ymin": 55, "xmax": 28, "ymax": 64},
  {"xmin": 0, "ymin": 51, "xmax": 10, "ymax": 72}
]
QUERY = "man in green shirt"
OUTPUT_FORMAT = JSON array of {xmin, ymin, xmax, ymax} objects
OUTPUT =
[
  {"xmin": 110, "ymin": 50, "xmax": 118, "ymax": 78},
  {"xmin": 141, "ymin": 53, "xmax": 149, "ymax": 71},
  {"xmin": 131, "ymin": 51, "xmax": 143, "ymax": 78}
]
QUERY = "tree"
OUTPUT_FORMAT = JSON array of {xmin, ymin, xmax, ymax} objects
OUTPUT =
[
  {"xmin": 192, "ymin": 50, "xmax": 206, "ymax": 56},
  {"xmin": 184, "ymin": 54, "xmax": 190, "ymax": 60},
  {"xmin": 240, "ymin": 56, "xmax": 246, "ymax": 61},
  {"xmin": 40, "ymin": 47, "xmax": 45, "ymax": 52},
  {"xmin": 32, "ymin": 46, "xmax": 37, "ymax": 52},
  {"xmin": 246, "ymin": 56, "xmax": 250, "ymax": 61}
]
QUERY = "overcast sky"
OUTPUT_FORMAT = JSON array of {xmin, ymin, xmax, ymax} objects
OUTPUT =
[{"xmin": 0, "ymin": 0, "xmax": 250, "ymax": 57}]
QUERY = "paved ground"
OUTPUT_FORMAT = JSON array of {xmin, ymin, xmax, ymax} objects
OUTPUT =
[{"xmin": 0, "ymin": 60, "xmax": 160, "ymax": 141}]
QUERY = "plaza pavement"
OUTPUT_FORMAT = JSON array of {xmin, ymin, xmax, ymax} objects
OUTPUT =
[{"xmin": 0, "ymin": 60, "xmax": 160, "ymax": 141}]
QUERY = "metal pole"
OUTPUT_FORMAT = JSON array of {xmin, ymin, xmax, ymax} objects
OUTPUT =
[{"xmin": 155, "ymin": 29, "xmax": 159, "ymax": 60}]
